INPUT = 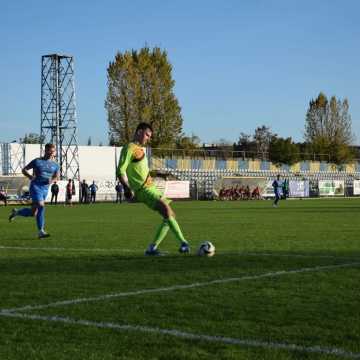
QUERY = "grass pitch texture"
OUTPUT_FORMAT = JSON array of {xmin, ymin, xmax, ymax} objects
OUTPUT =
[{"xmin": 0, "ymin": 199, "xmax": 360, "ymax": 359}]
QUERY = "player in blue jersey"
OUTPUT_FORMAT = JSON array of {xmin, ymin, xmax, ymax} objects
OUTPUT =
[
  {"xmin": 9, "ymin": 143, "xmax": 60, "ymax": 238},
  {"xmin": 272, "ymin": 174, "xmax": 282, "ymax": 207}
]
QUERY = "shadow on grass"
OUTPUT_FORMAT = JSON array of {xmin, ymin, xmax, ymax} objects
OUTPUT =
[{"xmin": 0, "ymin": 249, "xmax": 359, "ymax": 276}]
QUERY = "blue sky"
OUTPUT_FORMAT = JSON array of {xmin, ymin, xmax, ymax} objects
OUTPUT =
[{"xmin": 1, "ymin": 0, "xmax": 359, "ymax": 145}]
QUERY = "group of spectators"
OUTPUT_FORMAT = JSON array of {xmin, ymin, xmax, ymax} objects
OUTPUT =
[
  {"xmin": 218, "ymin": 185, "xmax": 261, "ymax": 201},
  {"xmin": 2, "ymin": 178, "xmax": 128, "ymax": 206},
  {"xmin": 79, "ymin": 180, "xmax": 98, "ymax": 204},
  {"xmin": 49, "ymin": 179, "xmax": 124, "ymax": 205},
  {"xmin": 49, "ymin": 179, "xmax": 98, "ymax": 205}
]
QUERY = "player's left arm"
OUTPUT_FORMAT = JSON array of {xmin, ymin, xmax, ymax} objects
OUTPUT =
[{"xmin": 22, "ymin": 160, "xmax": 35, "ymax": 181}]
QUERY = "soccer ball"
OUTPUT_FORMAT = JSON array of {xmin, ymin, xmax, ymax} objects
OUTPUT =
[{"xmin": 197, "ymin": 241, "xmax": 216, "ymax": 257}]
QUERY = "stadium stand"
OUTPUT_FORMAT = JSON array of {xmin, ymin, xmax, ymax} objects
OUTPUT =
[
  {"xmin": 1, "ymin": 143, "xmax": 359, "ymax": 201},
  {"xmin": 150, "ymin": 156, "xmax": 360, "ymax": 199}
]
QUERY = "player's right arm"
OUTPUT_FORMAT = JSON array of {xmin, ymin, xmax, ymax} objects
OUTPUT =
[
  {"xmin": 117, "ymin": 145, "xmax": 134, "ymax": 200},
  {"xmin": 22, "ymin": 160, "xmax": 35, "ymax": 181}
]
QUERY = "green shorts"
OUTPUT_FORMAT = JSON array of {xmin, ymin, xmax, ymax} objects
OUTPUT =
[{"xmin": 135, "ymin": 185, "xmax": 171, "ymax": 210}]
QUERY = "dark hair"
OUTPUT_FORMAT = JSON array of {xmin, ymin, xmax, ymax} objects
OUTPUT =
[
  {"xmin": 45, "ymin": 143, "xmax": 55, "ymax": 150},
  {"xmin": 135, "ymin": 122, "xmax": 153, "ymax": 133}
]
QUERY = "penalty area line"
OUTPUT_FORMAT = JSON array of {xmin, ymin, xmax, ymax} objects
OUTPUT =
[
  {"xmin": 3, "ymin": 261, "xmax": 360, "ymax": 313},
  {"xmin": 0, "ymin": 312, "xmax": 359, "ymax": 359}
]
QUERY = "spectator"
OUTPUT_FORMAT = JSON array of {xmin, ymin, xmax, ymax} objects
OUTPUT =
[
  {"xmin": 245, "ymin": 185, "xmax": 251, "ymax": 200},
  {"xmin": 252, "ymin": 186, "xmax": 261, "ymax": 200},
  {"xmin": 115, "ymin": 181, "xmax": 123, "ymax": 203},
  {"xmin": 50, "ymin": 181, "xmax": 59, "ymax": 205},
  {"xmin": 65, "ymin": 179, "xmax": 73, "ymax": 206},
  {"xmin": 89, "ymin": 180, "xmax": 98, "ymax": 203},
  {"xmin": 0, "ymin": 186, "xmax": 7, "ymax": 206},
  {"xmin": 71, "ymin": 179, "xmax": 76, "ymax": 197},
  {"xmin": 80, "ymin": 179, "xmax": 88, "ymax": 203},
  {"xmin": 282, "ymin": 178, "xmax": 289, "ymax": 199}
]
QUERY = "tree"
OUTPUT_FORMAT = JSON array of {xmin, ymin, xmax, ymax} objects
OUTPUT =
[
  {"xmin": 105, "ymin": 46, "xmax": 183, "ymax": 147},
  {"xmin": 254, "ymin": 125, "xmax": 274, "ymax": 158},
  {"xmin": 235, "ymin": 132, "xmax": 256, "ymax": 153},
  {"xmin": 87, "ymin": 136, "xmax": 92, "ymax": 146},
  {"xmin": 176, "ymin": 133, "xmax": 201, "ymax": 150},
  {"xmin": 304, "ymin": 92, "xmax": 354, "ymax": 163},
  {"xmin": 20, "ymin": 133, "xmax": 44, "ymax": 144},
  {"xmin": 269, "ymin": 136, "xmax": 300, "ymax": 165}
]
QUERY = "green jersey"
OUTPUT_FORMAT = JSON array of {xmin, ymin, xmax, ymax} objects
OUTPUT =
[{"xmin": 117, "ymin": 143, "xmax": 153, "ymax": 192}]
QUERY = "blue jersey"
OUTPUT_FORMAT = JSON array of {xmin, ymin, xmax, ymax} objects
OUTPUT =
[{"xmin": 25, "ymin": 158, "xmax": 59, "ymax": 187}]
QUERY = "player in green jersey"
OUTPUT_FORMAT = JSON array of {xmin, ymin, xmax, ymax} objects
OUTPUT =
[{"xmin": 117, "ymin": 122, "xmax": 190, "ymax": 256}]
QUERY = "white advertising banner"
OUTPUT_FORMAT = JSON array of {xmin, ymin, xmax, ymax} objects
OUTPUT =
[
  {"xmin": 289, "ymin": 180, "xmax": 309, "ymax": 198},
  {"xmin": 353, "ymin": 180, "xmax": 360, "ymax": 195},
  {"xmin": 93, "ymin": 179, "xmax": 117, "ymax": 201},
  {"xmin": 164, "ymin": 181, "xmax": 190, "ymax": 199},
  {"xmin": 318, "ymin": 180, "xmax": 344, "ymax": 196},
  {"xmin": 261, "ymin": 180, "xmax": 277, "ymax": 198}
]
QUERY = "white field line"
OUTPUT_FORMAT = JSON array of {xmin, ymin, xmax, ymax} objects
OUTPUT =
[
  {"xmin": 0, "ymin": 312, "xmax": 359, "ymax": 359},
  {"xmin": 3, "ymin": 262, "xmax": 360, "ymax": 313},
  {"xmin": 242, "ymin": 252, "xmax": 360, "ymax": 260}
]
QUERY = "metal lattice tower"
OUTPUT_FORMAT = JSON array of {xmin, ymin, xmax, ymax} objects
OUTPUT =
[
  {"xmin": 0, "ymin": 143, "xmax": 25, "ymax": 175},
  {"xmin": 40, "ymin": 54, "xmax": 80, "ymax": 180}
]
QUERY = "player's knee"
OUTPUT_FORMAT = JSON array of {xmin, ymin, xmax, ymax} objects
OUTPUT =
[
  {"xmin": 157, "ymin": 200, "xmax": 172, "ymax": 219},
  {"xmin": 164, "ymin": 204, "xmax": 175, "ymax": 219}
]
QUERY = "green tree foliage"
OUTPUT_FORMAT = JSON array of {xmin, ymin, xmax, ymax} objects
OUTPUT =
[
  {"xmin": 176, "ymin": 133, "xmax": 201, "ymax": 150},
  {"xmin": 105, "ymin": 47, "xmax": 183, "ymax": 147},
  {"xmin": 235, "ymin": 132, "xmax": 256, "ymax": 153},
  {"xmin": 269, "ymin": 136, "xmax": 300, "ymax": 165},
  {"xmin": 20, "ymin": 133, "xmax": 44, "ymax": 144},
  {"xmin": 305, "ymin": 92, "xmax": 354, "ymax": 163},
  {"xmin": 254, "ymin": 125, "xmax": 274, "ymax": 155},
  {"xmin": 235, "ymin": 126, "xmax": 275, "ymax": 159}
]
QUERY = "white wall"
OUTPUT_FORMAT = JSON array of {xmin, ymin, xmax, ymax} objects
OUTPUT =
[
  {"xmin": 6, "ymin": 143, "xmax": 122, "ymax": 179},
  {"xmin": 78, "ymin": 145, "xmax": 118, "ymax": 182},
  {"xmin": 4, "ymin": 143, "xmax": 123, "ymax": 200}
]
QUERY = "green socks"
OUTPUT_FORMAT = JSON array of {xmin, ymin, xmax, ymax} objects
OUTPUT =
[
  {"xmin": 152, "ymin": 216, "xmax": 188, "ymax": 249},
  {"xmin": 153, "ymin": 220, "xmax": 170, "ymax": 248},
  {"xmin": 167, "ymin": 216, "xmax": 188, "ymax": 244}
]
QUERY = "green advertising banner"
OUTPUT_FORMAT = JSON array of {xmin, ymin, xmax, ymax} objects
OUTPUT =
[{"xmin": 318, "ymin": 180, "xmax": 344, "ymax": 196}]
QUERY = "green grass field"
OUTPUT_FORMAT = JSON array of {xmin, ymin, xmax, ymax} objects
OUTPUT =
[{"xmin": 0, "ymin": 199, "xmax": 360, "ymax": 360}]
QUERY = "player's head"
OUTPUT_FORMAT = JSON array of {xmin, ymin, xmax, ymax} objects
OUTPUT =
[
  {"xmin": 44, "ymin": 143, "xmax": 56, "ymax": 159},
  {"xmin": 277, "ymin": 174, "xmax": 280, "ymax": 180},
  {"xmin": 134, "ymin": 122, "xmax": 153, "ymax": 145}
]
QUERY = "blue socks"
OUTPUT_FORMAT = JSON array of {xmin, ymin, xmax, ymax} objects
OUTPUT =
[
  {"xmin": 17, "ymin": 206, "xmax": 45, "ymax": 231},
  {"xmin": 36, "ymin": 206, "xmax": 45, "ymax": 231}
]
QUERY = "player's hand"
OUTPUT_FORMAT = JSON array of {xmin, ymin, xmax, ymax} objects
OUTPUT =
[{"xmin": 124, "ymin": 188, "xmax": 134, "ymax": 200}]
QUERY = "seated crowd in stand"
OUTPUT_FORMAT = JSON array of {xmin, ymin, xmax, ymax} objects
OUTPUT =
[{"xmin": 219, "ymin": 185, "xmax": 261, "ymax": 201}]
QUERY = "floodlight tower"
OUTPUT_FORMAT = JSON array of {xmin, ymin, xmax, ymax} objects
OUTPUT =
[{"xmin": 40, "ymin": 54, "xmax": 80, "ymax": 180}]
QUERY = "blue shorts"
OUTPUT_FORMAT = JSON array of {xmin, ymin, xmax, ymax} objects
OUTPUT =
[{"xmin": 30, "ymin": 183, "xmax": 49, "ymax": 203}]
